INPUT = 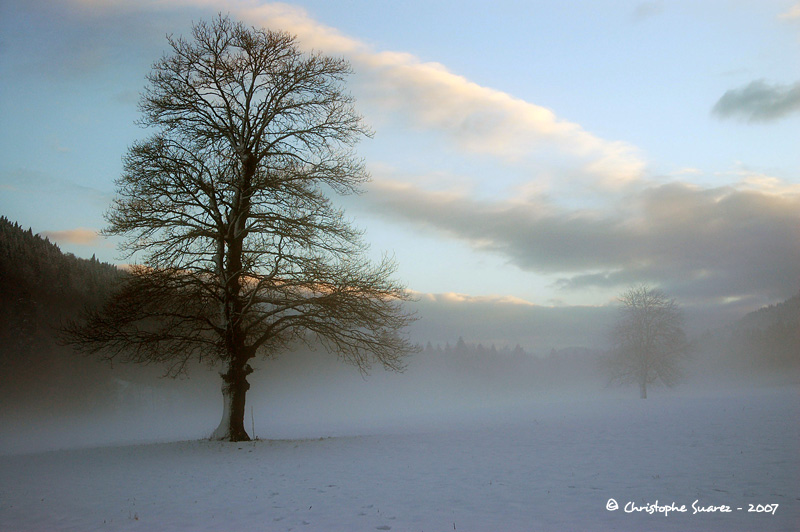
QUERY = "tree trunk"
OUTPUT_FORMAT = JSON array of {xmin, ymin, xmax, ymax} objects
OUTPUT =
[
  {"xmin": 211, "ymin": 362, "xmax": 253, "ymax": 441},
  {"xmin": 212, "ymin": 192, "xmax": 252, "ymax": 441},
  {"xmin": 639, "ymin": 380, "xmax": 647, "ymax": 399}
]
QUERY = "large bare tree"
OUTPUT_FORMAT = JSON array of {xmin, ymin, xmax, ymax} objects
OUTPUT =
[
  {"xmin": 607, "ymin": 285, "xmax": 689, "ymax": 399},
  {"xmin": 65, "ymin": 15, "xmax": 416, "ymax": 441}
]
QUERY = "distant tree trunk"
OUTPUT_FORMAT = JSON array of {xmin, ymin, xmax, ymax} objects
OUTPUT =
[
  {"xmin": 639, "ymin": 380, "xmax": 647, "ymax": 399},
  {"xmin": 212, "ymin": 360, "xmax": 254, "ymax": 441}
]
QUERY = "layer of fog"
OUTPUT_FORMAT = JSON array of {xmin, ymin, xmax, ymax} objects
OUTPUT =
[{"xmin": 2, "ymin": 332, "xmax": 796, "ymax": 456}]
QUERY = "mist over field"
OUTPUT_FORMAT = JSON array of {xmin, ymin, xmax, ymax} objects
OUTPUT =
[
  {"xmin": 1, "ymin": 302, "xmax": 797, "ymax": 456},
  {"xmin": 2, "ymin": 329, "xmax": 799, "ymax": 531},
  {"xmin": 0, "ymin": 216, "xmax": 796, "ymax": 456}
]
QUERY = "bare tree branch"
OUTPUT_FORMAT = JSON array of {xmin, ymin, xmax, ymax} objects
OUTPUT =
[
  {"xmin": 606, "ymin": 285, "xmax": 689, "ymax": 398},
  {"xmin": 64, "ymin": 15, "xmax": 416, "ymax": 441}
]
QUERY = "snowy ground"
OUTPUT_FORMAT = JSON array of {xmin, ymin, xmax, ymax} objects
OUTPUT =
[{"xmin": 1, "ymin": 385, "xmax": 798, "ymax": 531}]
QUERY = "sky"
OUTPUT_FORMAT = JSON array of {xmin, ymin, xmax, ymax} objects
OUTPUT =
[{"xmin": 1, "ymin": 0, "xmax": 799, "ymax": 349}]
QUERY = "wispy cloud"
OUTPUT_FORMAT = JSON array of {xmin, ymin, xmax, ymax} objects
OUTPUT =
[
  {"xmin": 41, "ymin": 228, "xmax": 103, "ymax": 246},
  {"xmin": 413, "ymin": 291, "xmax": 536, "ymax": 307},
  {"xmin": 41, "ymin": 0, "xmax": 646, "ymax": 189},
  {"xmin": 779, "ymin": 3, "xmax": 800, "ymax": 20},
  {"xmin": 229, "ymin": 3, "xmax": 647, "ymax": 188},
  {"xmin": 712, "ymin": 79, "xmax": 800, "ymax": 122},
  {"xmin": 632, "ymin": 1, "xmax": 665, "ymax": 22},
  {"xmin": 0, "ymin": 168, "xmax": 112, "ymax": 205},
  {"xmin": 3, "ymin": 0, "xmax": 168, "ymax": 80}
]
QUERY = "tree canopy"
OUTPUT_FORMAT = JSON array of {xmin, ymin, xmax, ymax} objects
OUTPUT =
[
  {"xmin": 607, "ymin": 285, "xmax": 689, "ymax": 398},
  {"xmin": 65, "ymin": 15, "xmax": 417, "ymax": 441}
]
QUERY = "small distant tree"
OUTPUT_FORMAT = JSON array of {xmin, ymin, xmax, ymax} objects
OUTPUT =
[
  {"xmin": 607, "ymin": 285, "xmax": 689, "ymax": 398},
  {"xmin": 63, "ymin": 15, "xmax": 416, "ymax": 441}
]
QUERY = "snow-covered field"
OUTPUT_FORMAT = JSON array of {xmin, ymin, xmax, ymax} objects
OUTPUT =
[{"xmin": 1, "ymin": 385, "xmax": 798, "ymax": 532}]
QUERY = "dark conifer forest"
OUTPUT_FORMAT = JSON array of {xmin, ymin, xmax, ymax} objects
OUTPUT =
[{"xmin": 0, "ymin": 216, "xmax": 124, "ymax": 408}]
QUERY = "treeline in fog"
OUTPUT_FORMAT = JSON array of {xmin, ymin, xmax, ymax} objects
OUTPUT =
[
  {"xmin": 416, "ymin": 338, "xmax": 603, "ymax": 393},
  {"xmin": 1, "ymin": 215, "xmax": 797, "ymax": 424},
  {"xmin": 694, "ymin": 293, "xmax": 800, "ymax": 381}
]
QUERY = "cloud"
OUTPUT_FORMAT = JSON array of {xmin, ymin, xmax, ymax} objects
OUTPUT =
[
  {"xmin": 38, "ymin": 0, "xmax": 645, "ymax": 189},
  {"xmin": 226, "ymin": 3, "xmax": 647, "ymax": 188},
  {"xmin": 352, "ymin": 53, "xmax": 645, "ymax": 185},
  {"xmin": 406, "ymin": 292, "xmax": 616, "ymax": 350},
  {"xmin": 779, "ymin": 3, "xmax": 800, "ymax": 20},
  {"xmin": 2, "ymin": 0, "xmax": 183, "ymax": 82},
  {"xmin": 632, "ymin": 1, "xmax": 665, "ymax": 22},
  {"xmin": 362, "ymin": 177, "xmax": 800, "ymax": 305},
  {"xmin": 413, "ymin": 291, "xmax": 535, "ymax": 307},
  {"xmin": 0, "ymin": 168, "xmax": 111, "ymax": 205},
  {"xmin": 41, "ymin": 228, "xmax": 102, "ymax": 246},
  {"xmin": 712, "ymin": 80, "xmax": 800, "ymax": 122},
  {"xmin": 35, "ymin": 0, "xmax": 796, "ymax": 310}
]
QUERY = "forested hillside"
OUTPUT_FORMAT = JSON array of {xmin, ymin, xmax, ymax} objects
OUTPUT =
[
  {"xmin": 0, "ymin": 216, "xmax": 124, "ymax": 406},
  {"xmin": 728, "ymin": 293, "xmax": 800, "ymax": 371},
  {"xmin": 691, "ymin": 292, "xmax": 800, "ymax": 384}
]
